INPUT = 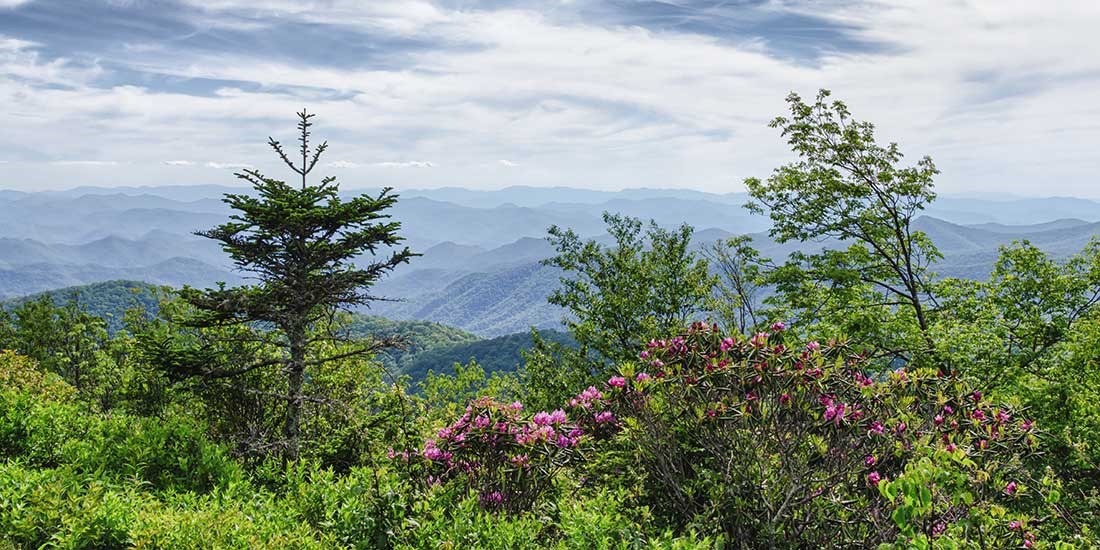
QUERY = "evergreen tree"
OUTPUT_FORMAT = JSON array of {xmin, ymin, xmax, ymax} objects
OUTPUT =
[{"xmin": 181, "ymin": 110, "xmax": 415, "ymax": 459}]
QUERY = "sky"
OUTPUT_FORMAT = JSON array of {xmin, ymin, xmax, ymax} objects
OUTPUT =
[{"xmin": 0, "ymin": 0, "xmax": 1098, "ymax": 196}]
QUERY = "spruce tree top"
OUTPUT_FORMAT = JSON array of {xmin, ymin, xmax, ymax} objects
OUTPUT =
[{"xmin": 184, "ymin": 110, "xmax": 416, "ymax": 333}]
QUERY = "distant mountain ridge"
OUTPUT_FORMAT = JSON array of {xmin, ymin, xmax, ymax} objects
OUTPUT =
[
  {"xmin": 2, "ymin": 185, "xmax": 1099, "ymax": 332},
  {"xmin": 1, "ymin": 280, "xmax": 568, "ymax": 384}
]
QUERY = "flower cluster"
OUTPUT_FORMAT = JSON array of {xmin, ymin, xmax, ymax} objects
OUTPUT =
[{"xmin": 405, "ymin": 383, "xmax": 623, "ymax": 512}]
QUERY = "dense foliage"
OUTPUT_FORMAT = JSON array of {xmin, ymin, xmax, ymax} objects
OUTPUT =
[{"xmin": 2, "ymin": 95, "xmax": 1099, "ymax": 548}]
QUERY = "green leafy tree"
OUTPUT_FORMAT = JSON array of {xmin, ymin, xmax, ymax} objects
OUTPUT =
[
  {"xmin": 544, "ymin": 212, "xmax": 713, "ymax": 364},
  {"xmin": 180, "ymin": 110, "xmax": 415, "ymax": 460},
  {"xmin": 745, "ymin": 89, "xmax": 940, "ymax": 361},
  {"xmin": 1, "ymin": 295, "xmax": 110, "ymax": 393}
]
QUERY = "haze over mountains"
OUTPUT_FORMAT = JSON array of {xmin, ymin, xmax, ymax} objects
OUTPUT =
[{"xmin": 2, "ymin": 184, "xmax": 1100, "ymax": 336}]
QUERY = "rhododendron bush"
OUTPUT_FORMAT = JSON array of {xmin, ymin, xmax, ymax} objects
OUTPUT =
[
  {"xmin": 593, "ymin": 322, "xmax": 1068, "ymax": 546},
  {"xmin": 406, "ymin": 391, "xmax": 621, "ymax": 513}
]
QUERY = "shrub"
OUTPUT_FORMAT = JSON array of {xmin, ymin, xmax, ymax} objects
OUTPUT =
[
  {"xmin": 0, "ymin": 463, "xmax": 140, "ymax": 550},
  {"xmin": 410, "ymin": 395, "xmax": 603, "ymax": 513},
  {"xmin": 281, "ymin": 462, "xmax": 413, "ymax": 549},
  {"xmin": 0, "ymin": 358, "xmax": 240, "ymax": 493},
  {"xmin": 594, "ymin": 322, "xmax": 1066, "ymax": 546},
  {"xmin": 59, "ymin": 413, "xmax": 242, "ymax": 493}
]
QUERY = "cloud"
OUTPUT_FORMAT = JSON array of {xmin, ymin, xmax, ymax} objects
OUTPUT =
[
  {"xmin": 498, "ymin": 159, "xmax": 519, "ymax": 167},
  {"xmin": 163, "ymin": 160, "xmax": 195, "ymax": 166},
  {"xmin": 328, "ymin": 160, "xmax": 436, "ymax": 169},
  {"xmin": 372, "ymin": 161, "xmax": 434, "ymax": 168},
  {"xmin": 205, "ymin": 161, "xmax": 253, "ymax": 169},
  {"xmin": 177, "ymin": 0, "xmax": 446, "ymax": 36},
  {"xmin": 50, "ymin": 160, "xmax": 119, "ymax": 166},
  {"xmin": 0, "ymin": 0, "xmax": 32, "ymax": 8},
  {"xmin": 2, "ymin": 2, "xmax": 1100, "ymax": 196}
]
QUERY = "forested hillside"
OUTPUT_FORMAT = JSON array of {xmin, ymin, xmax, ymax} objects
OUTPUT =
[{"xmin": 0, "ymin": 280, "xmax": 161, "ymax": 331}]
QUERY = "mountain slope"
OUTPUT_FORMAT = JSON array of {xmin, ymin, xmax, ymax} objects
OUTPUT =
[{"xmin": 372, "ymin": 261, "xmax": 566, "ymax": 337}]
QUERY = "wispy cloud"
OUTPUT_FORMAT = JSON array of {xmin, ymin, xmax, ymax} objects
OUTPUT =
[
  {"xmin": 163, "ymin": 160, "xmax": 194, "ymax": 166},
  {"xmin": 1, "ymin": 1, "xmax": 1099, "ymax": 196},
  {"xmin": 205, "ymin": 162, "xmax": 253, "ymax": 169},
  {"xmin": 50, "ymin": 160, "xmax": 120, "ymax": 166},
  {"xmin": 372, "ymin": 161, "xmax": 434, "ymax": 168}
]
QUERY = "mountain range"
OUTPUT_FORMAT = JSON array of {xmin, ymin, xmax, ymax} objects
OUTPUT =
[{"xmin": 2, "ymin": 184, "xmax": 1099, "ymax": 335}]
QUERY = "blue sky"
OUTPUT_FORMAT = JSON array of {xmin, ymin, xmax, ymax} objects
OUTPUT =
[{"xmin": 0, "ymin": 0, "xmax": 1098, "ymax": 196}]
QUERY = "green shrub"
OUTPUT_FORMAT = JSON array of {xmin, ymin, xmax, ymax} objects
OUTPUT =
[
  {"xmin": 59, "ymin": 413, "xmax": 242, "ymax": 493},
  {"xmin": 0, "ymin": 363, "xmax": 240, "ymax": 493},
  {"xmin": 0, "ymin": 464, "xmax": 139, "ymax": 550},
  {"xmin": 281, "ymin": 462, "xmax": 413, "ymax": 549}
]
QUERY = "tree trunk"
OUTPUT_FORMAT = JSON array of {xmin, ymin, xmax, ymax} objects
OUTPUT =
[{"xmin": 283, "ymin": 325, "xmax": 307, "ymax": 461}]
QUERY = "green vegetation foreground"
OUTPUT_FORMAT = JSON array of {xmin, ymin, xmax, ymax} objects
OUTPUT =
[{"xmin": 1, "ymin": 93, "xmax": 1099, "ymax": 548}]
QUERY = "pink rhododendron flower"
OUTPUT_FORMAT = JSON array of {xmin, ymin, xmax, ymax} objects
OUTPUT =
[
  {"xmin": 607, "ymin": 376, "xmax": 626, "ymax": 388},
  {"xmin": 806, "ymin": 341, "xmax": 820, "ymax": 351},
  {"xmin": 943, "ymin": 405, "xmax": 954, "ymax": 415},
  {"xmin": 635, "ymin": 372, "xmax": 651, "ymax": 382},
  {"xmin": 855, "ymin": 373, "xmax": 874, "ymax": 387},
  {"xmin": 720, "ymin": 337, "xmax": 736, "ymax": 352},
  {"xmin": 770, "ymin": 321, "xmax": 787, "ymax": 332},
  {"xmin": 750, "ymin": 332, "xmax": 770, "ymax": 347},
  {"xmin": 474, "ymin": 415, "xmax": 491, "ymax": 429},
  {"xmin": 780, "ymin": 393, "xmax": 791, "ymax": 405},
  {"xmin": 934, "ymin": 415, "xmax": 944, "ymax": 426},
  {"xmin": 639, "ymin": 350, "xmax": 650, "ymax": 359},
  {"xmin": 867, "ymin": 472, "xmax": 882, "ymax": 486},
  {"xmin": 865, "ymin": 455, "xmax": 876, "ymax": 466},
  {"xmin": 594, "ymin": 411, "xmax": 616, "ymax": 424},
  {"xmin": 1004, "ymin": 481, "xmax": 1017, "ymax": 495},
  {"xmin": 870, "ymin": 421, "xmax": 885, "ymax": 435},
  {"xmin": 1009, "ymin": 520, "xmax": 1021, "ymax": 531},
  {"xmin": 480, "ymin": 491, "xmax": 504, "ymax": 506},
  {"xmin": 533, "ymin": 411, "xmax": 552, "ymax": 426},
  {"xmin": 556, "ymin": 434, "xmax": 577, "ymax": 448},
  {"xmin": 423, "ymin": 441, "xmax": 450, "ymax": 462},
  {"xmin": 549, "ymin": 409, "xmax": 567, "ymax": 424},
  {"xmin": 824, "ymin": 402, "xmax": 847, "ymax": 425}
]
